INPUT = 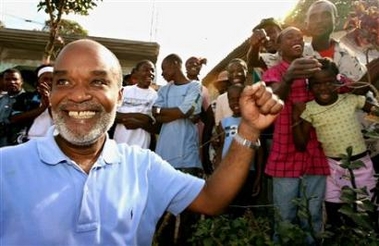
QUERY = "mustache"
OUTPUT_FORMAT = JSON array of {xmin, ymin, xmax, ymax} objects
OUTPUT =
[{"xmin": 58, "ymin": 101, "xmax": 104, "ymax": 111}]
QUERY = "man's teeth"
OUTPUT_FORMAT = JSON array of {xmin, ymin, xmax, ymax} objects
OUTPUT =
[
  {"xmin": 68, "ymin": 111, "xmax": 96, "ymax": 119},
  {"xmin": 292, "ymin": 44, "xmax": 302, "ymax": 49}
]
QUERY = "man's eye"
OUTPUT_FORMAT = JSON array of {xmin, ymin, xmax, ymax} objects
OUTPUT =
[
  {"xmin": 91, "ymin": 79, "xmax": 107, "ymax": 86},
  {"xmin": 55, "ymin": 79, "xmax": 69, "ymax": 86}
]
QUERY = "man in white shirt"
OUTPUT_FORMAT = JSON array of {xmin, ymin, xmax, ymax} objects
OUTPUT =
[{"xmin": 113, "ymin": 60, "xmax": 158, "ymax": 149}]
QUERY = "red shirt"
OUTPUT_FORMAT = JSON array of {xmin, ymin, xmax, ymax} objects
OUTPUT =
[
  {"xmin": 318, "ymin": 42, "xmax": 335, "ymax": 59},
  {"xmin": 262, "ymin": 61, "xmax": 329, "ymax": 177}
]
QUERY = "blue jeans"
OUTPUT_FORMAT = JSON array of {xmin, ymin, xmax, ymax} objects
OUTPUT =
[{"xmin": 273, "ymin": 175, "xmax": 326, "ymax": 244}]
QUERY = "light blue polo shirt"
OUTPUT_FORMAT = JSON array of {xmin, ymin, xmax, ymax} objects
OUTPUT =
[{"xmin": 0, "ymin": 127, "xmax": 204, "ymax": 245}]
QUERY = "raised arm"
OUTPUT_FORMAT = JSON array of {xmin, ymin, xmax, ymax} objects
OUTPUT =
[
  {"xmin": 268, "ymin": 57, "xmax": 322, "ymax": 101},
  {"xmin": 187, "ymin": 82, "xmax": 283, "ymax": 215},
  {"xmin": 10, "ymin": 86, "xmax": 50, "ymax": 124},
  {"xmin": 246, "ymin": 29, "xmax": 268, "ymax": 72},
  {"xmin": 291, "ymin": 102, "xmax": 312, "ymax": 152}
]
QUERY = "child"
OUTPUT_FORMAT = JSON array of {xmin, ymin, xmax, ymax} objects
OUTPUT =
[
  {"xmin": 263, "ymin": 26, "xmax": 329, "ymax": 242},
  {"xmin": 292, "ymin": 57, "xmax": 378, "ymax": 230},
  {"xmin": 215, "ymin": 83, "xmax": 263, "ymax": 217}
]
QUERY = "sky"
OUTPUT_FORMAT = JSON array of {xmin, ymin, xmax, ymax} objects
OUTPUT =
[{"xmin": 0, "ymin": 0, "xmax": 298, "ymax": 84}]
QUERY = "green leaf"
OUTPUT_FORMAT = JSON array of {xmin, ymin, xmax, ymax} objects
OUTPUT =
[
  {"xmin": 338, "ymin": 205, "xmax": 355, "ymax": 217},
  {"xmin": 349, "ymin": 160, "xmax": 365, "ymax": 169},
  {"xmin": 350, "ymin": 213, "xmax": 374, "ymax": 230}
]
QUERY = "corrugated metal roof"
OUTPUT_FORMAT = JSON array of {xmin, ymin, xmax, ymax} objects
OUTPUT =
[{"xmin": 0, "ymin": 28, "xmax": 160, "ymax": 69}]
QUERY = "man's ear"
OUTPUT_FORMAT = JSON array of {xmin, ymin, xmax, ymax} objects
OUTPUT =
[{"xmin": 117, "ymin": 87, "xmax": 123, "ymax": 107}]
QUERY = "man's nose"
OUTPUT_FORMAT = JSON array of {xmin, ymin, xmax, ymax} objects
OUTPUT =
[{"xmin": 68, "ymin": 85, "xmax": 92, "ymax": 102}]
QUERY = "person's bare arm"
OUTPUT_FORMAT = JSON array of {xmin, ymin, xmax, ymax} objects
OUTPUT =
[
  {"xmin": 270, "ymin": 57, "xmax": 322, "ymax": 101},
  {"xmin": 152, "ymin": 106, "xmax": 194, "ymax": 123},
  {"xmin": 213, "ymin": 124, "xmax": 225, "ymax": 170},
  {"xmin": 187, "ymin": 82, "xmax": 283, "ymax": 215},
  {"xmin": 10, "ymin": 92, "xmax": 49, "ymax": 124},
  {"xmin": 115, "ymin": 112, "xmax": 160, "ymax": 133},
  {"xmin": 246, "ymin": 29, "xmax": 269, "ymax": 71},
  {"xmin": 252, "ymin": 146, "xmax": 264, "ymax": 197},
  {"xmin": 292, "ymin": 102, "xmax": 311, "ymax": 152}
]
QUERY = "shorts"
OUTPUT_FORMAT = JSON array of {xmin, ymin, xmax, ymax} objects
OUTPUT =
[{"xmin": 325, "ymin": 153, "xmax": 376, "ymax": 203}]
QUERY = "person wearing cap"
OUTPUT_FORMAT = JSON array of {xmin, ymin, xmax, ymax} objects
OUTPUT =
[
  {"xmin": 214, "ymin": 59, "xmax": 248, "ymax": 127},
  {"xmin": 185, "ymin": 56, "xmax": 212, "ymax": 167},
  {"xmin": 185, "ymin": 56, "xmax": 207, "ymax": 82},
  {"xmin": 185, "ymin": 56, "xmax": 210, "ymax": 115},
  {"xmin": 25, "ymin": 64, "xmax": 54, "ymax": 140},
  {"xmin": 213, "ymin": 70, "xmax": 229, "ymax": 97},
  {"xmin": 246, "ymin": 17, "xmax": 283, "ymax": 83},
  {"xmin": 246, "ymin": 18, "xmax": 282, "ymax": 205},
  {"xmin": 8, "ymin": 64, "xmax": 53, "ymax": 143}
]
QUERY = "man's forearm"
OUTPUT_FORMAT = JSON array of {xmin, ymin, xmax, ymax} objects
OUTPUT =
[
  {"xmin": 189, "ymin": 122, "xmax": 259, "ymax": 215},
  {"xmin": 153, "ymin": 107, "xmax": 187, "ymax": 123}
]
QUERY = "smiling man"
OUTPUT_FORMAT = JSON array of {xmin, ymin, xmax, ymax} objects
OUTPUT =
[
  {"xmin": 113, "ymin": 60, "xmax": 158, "ymax": 149},
  {"xmin": 0, "ymin": 39, "xmax": 283, "ymax": 245}
]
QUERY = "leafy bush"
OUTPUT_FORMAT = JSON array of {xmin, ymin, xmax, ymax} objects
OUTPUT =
[{"xmin": 190, "ymin": 147, "xmax": 379, "ymax": 245}]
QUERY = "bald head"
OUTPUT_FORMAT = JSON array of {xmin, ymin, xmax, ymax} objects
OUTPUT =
[
  {"xmin": 55, "ymin": 39, "xmax": 123, "ymax": 88},
  {"xmin": 50, "ymin": 39, "xmax": 124, "ymax": 146},
  {"xmin": 306, "ymin": 0, "xmax": 338, "ymax": 24}
]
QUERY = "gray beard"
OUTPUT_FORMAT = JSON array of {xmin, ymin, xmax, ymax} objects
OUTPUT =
[{"xmin": 52, "ymin": 108, "xmax": 116, "ymax": 146}]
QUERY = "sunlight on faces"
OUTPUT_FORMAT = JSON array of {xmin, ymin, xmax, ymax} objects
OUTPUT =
[
  {"xmin": 305, "ymin": 0, "xmax": 338, "ymax": 28},
  {"xmin": 51, "ymin": 39, "xmax": 123, "ymax": 146}
]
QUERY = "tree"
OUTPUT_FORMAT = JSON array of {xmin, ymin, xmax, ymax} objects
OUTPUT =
[
  {"xmin": 37, "ymin": 0, "xmax": 102, "ymax": 63},
  {"xmin": 43, "ymin": 19, "xmax": 88, "ymax": 36}
]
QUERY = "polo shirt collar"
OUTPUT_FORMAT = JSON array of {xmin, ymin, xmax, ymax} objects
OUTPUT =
[{"xmin": 38, "ymin": 126, "xmax": 122, "ymax": 166}]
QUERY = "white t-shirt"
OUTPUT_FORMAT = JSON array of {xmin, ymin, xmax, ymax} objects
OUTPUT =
[
  {"xmin": 114, "ymin": 85, "xmax": 157, "ymax": 148},
  {"xmin": 27, "ymin": 109, "xmax": 53, "ymax": 139},
  {"xmin": 214, "ymin": 92, "xmax": 232, "ymax": 126}
]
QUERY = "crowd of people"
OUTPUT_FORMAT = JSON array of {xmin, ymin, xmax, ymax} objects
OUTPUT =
[{"xmin": 1, "ymin": 0, "xmax": 379, "ymax": 245}]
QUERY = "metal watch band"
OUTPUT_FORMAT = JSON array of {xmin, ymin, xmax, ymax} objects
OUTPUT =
[{"xmin": 233, "ymin": 132, "xmax": 261, "ymax": 150}]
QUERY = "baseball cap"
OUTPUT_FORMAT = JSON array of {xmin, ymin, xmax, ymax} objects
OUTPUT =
[
  {"xmin": 215, "ymin": 70, "xmax": 229, "ymax": 83},
  {"xmin": 253, "ymin": 18, "xmax": 282, "ymax": 31}
]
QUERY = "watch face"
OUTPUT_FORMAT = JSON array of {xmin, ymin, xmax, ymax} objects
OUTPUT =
[{"xmin": 156, "ymin": 108, "xmax": 161, "ymax": 114}]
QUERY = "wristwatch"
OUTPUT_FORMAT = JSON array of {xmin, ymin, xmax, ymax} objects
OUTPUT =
[{"xmin": 234, "ymin": 132, "xmax": 261, "ymax": 150}]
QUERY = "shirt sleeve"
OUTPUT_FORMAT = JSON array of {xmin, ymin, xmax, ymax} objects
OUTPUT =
[
  {"xmin": 335, "ymin": 43, "xmax": 367, "ymax": 82},
  {"xmin": 178, "ymin": 82, "xmax": 202, "ymax": 114},
  {"xmin": 148, "ymin": 152, "xmax": 205, "ymax": 215},
  {"xmin": 355, "ymin": 94, "xmax": 366, "ymax": 109},
  {"xmin": 153, "ymin": 85, "xmax": 168, "ymax": 108},
  {"xmin": 262, "ymin": 67, "xmax": 282, "ymax": 84}
]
